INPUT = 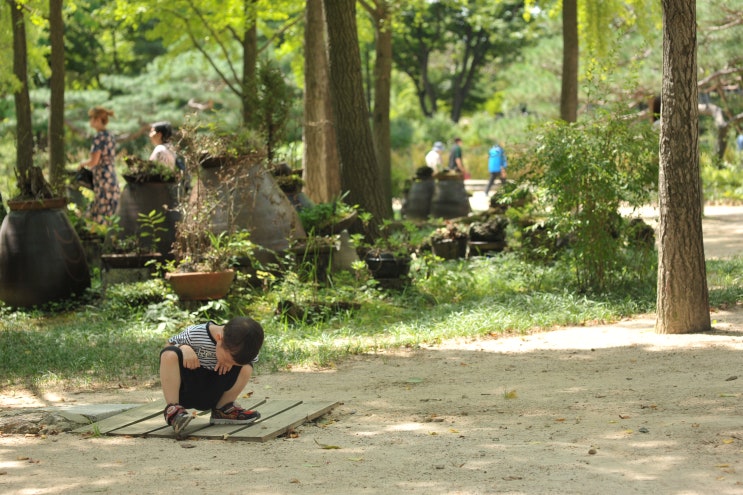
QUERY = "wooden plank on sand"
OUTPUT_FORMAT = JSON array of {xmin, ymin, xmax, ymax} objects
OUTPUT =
[
  {"xmin": 147, "ymin": 399, "xmax": 267, "ymax": 439},
  {"xmin": 229, "ymin": 400, "xmax": 339, "ymax": 442},
  {"xmin": 195, "ymin": 400, "xmax": 302, "ymax": 439},
  {"xmin": 72, "ymin": 400, "xmax": 165, "ymax": 435}
]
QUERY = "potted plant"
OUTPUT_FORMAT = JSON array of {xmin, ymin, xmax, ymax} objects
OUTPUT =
[
  {"xmin": 178, "ymin": 120, "xmax": 306, "ymax": 255},
  {"xmin": 115, "ymin": 156, "xmax": 181, "ymax": 257},
  {"xmin": 358, "ymin": 219, "xmax": 417, "ymax": 281},
  {"xmin": 428, "ymin": 221, "xmax": 469, "ymax": 260},
  {"xmin": 297, "ymin": 192, "xmax": 359, "ymax": 236},
  {"xmin": 163, "ymin": 180, "xmax": 257, "ymax": 300},
  {"xmin": 164, "ymin": 229, "xmax": 256, "ymax": 301},
  {"xmin": 100, "ymin": 210, "xmax": 167, "ymax": 268}
]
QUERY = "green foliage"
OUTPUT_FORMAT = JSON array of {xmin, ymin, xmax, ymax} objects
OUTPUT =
[
  {"xmin": 254, "ymin": 59, "xmax": 295, "ymax": 162},
  {"xmin": 297, "ymin": 193, "xmax": 357, "ymax": 235},
  {"xmin": 701, "ymin": 156, "xmax": 743, "ymax": 204},
  {"xmin": 522, "ymin": 107, "xmax": 658, "ymax": 291}
]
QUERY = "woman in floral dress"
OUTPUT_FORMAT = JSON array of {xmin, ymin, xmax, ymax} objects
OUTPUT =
[{"xmin": 79, "ymin": 106, "xmax": 120, "ymax": 224}]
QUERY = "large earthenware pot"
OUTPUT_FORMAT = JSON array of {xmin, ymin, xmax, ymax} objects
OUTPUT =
[
  {"xmin": 430, "ymin": 175, "xmax": 471, "ymax": 220},
  {"xmin": 0, "ymin": 198, "xmax": 90, "ymax": 307},
  {"xmin": 115, "ymin": 179, "xmax": 180, "ymax": 257},
  {"xmin": 402, "ymin": 178, "xmax": 435, "ymax": 220},
  {"xmin": 191, "ymin": 158, "xmax": 306, "ymax": 252}
]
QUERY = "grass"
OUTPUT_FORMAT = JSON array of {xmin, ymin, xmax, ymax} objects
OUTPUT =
[{"xmin": 0, "ymin": 248, "xmax": 739, "ymax": 394}]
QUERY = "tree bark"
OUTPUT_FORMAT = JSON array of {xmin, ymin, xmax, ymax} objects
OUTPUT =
[
  {"xmin": 8, "ymin": 0, "xmax": 34, "ymax": 197},
  {"xmin": 362, "ymin": 0, "xmax": 393, "ymax": 210},
  {"xmin": 302, "ymin": 0, "xmax": 341, "ymax": 203},
  {"xmin": 656, "ymin": 0, "xmax": 710, "ymax": 334},
  {"xmin": 49, "ymin": 0, "xmax": 65, "ymax": 192},
  {"xmin": 560, "ymin": 0, "xmax": 579, "ymax": 122},
  {"xmin": 322, "ymin": 0, "xmax": 391, "ymax": 221}
]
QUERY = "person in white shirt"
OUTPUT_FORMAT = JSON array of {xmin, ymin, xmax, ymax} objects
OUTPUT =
[
  {"xmin": 425, "ymin": 141, "xmax": 445, "ymax": 172},
  {"xmin": 149, "ymin": 121, "xmax": 177, "ymax": 169}
]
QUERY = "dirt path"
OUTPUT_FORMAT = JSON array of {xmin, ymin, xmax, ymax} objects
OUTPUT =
[{"xmin": 1, "ymin": 207, "xmax": 742, "ymax": 495}]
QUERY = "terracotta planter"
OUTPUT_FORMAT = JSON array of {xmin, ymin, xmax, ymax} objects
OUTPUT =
[
  {"xmin": 0, "ymin": 197, "xmax": 90, "ymax": 307},
  {"xmin": 7, "ymin": 197, "xmax": 67, "ymax": 211},
  {"xmin": 166, "ymin": 269, "xmax": 235, "ymax": 301}
]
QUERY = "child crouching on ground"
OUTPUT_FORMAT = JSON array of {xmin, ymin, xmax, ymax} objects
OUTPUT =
[{"xmin": 160, "ymin": 316, "xmax": 264, "ymax": 437}]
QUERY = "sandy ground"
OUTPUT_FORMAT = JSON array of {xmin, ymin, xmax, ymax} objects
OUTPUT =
[{"xmin": 1, "ymin": 206, "xmax": 742, "ymax": 495}]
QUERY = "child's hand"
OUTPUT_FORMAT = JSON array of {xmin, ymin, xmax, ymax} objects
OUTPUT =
[
  {"xmin": 180, "ymin": 345, "xmax": 200, "ymax": 369},
  {"xmin": 215, "ymin": 361, "xmax": 233, "ymax": 375}
]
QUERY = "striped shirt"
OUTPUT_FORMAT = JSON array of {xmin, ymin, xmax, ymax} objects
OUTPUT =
[{"xmin": 168, "ymin": 322, "xmax": 221, "ymax": 371}]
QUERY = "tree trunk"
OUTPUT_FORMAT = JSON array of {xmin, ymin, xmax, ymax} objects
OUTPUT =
[
  {"xmin": 8, "ymin": 0, "xmax": 34, "ymax": 197},
  {"xmin": 241, "ymin": 0, "xmax": 258, "ymax": 128},
  {"xmin": 560, "ymin": 0, "xmax": 579, "ymax": 122},
  {"xmin": 49, "ymin": 0, "xmax": 65, "ymax": 192},
  {"xmin": 323, "ymin": 0, "xmax": 391, "ymax": 221},
  {"xmin": 656, "ymin": 0, "xmax": 710, "ymax": 334},
  {"xmin": 302, "ymin": 0, "xmax": 341, "ymax": 203},
  {"xmin": 367, "ymin": 1, "xmax": 393, "ymax": 210}
]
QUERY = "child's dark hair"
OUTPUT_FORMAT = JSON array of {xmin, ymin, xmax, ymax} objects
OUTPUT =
[
  {"xmin": 151, "ymin": 121, "xmax": 173, "ymax": 143},
  {"xmin": 223, "ymin": 317, "xmax": 264, "ymax": 365}
]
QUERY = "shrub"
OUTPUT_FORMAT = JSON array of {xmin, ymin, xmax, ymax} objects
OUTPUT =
[{"xmin": 522, "ymin": 109, "xmax": 658, "ymax": 291}]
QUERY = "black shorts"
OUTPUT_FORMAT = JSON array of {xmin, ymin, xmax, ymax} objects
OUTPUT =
[{"xmin": 160, "ymin": 345, "xmax": 246, "ymax": 411}]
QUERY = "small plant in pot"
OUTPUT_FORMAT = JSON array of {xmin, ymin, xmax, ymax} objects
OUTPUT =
[
  {"xmin": 427, "ymin": 221, "xmax": 469, "ymax": 260},
  {"xmin": 100, "ymin": 210, "xmax": 167, "ymax": 265},
  {"xmin": 357, "ymin": 218, "xmax": 418, "ymax": 282},
  {"xmin": 122, "ymin": 156, "xmax": 178, "ymax": 184},
  {"xmin": 163, "ymin": 186, "xmax": 257, "ymax": 301},
  {"xmin": 298, "ymin": 192, "xmax": 358, "ymax": 236}
]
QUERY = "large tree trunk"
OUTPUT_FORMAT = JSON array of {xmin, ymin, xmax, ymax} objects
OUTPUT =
[
  {"xmin": 560, "ymin": 0, "xmax": 579, "ymax": 122},
  {"xmin": 49, "ymin": 0, "xmax": 65, "ymax": 192},
  {"xmin": 656, "ymin": 0, "xmax": 710, "ymax": 334},
  {"xmin": 323, "ymin": 0, "xmax": 391, "ymax": 221},
  {"xmin": 302, "ymin": 0, "xmax": 341, "ymax": 203},
  {"xmin": 8, "ymin": 0, "xmax": 34, "ymax": 197}
]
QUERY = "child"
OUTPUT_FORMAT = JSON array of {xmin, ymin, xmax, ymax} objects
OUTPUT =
[{"xmin": 160, "ymin": 316, "xmax": 264, "ymax": 437}]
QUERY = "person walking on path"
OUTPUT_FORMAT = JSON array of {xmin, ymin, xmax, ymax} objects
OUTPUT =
[
  {"xmin": 484, "ymin": 141, "xmax": 507, "ymax": 195},
  {"xmin": 78, "ymin": 106, "xmax": 120, "ymax": 225},
  {"xmin": 448, "ymin": 137, "xmax": 466, "ymax": 175},
  {"xmin": 425, "ymin": 141, "xmax": 446, "ymax": 172}
]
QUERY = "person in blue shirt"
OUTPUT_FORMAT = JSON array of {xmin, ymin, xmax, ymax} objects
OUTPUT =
[{"xmin": 484, "ymin": 141, "xmax": 507, "ymax": 195}]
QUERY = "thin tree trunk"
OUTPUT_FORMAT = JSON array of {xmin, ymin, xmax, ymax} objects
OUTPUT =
[
  {"xmin": 8, "ymin": 0, "xmax": 34, "ymax": 197},
  {"xmin": 241, "ymin": 0, "xmax": 257, "ymax": 127},
  {"xmin": 49, "ymin": 0, "xmax": 65, "ymax": 192},
  {"xmin": 303, "ymin": 0, "xmax": 341, "ymax": 203},
  {"xmin": 656, "ymin": 0, "xmax": 710, "ymax": 334},
  {"xmin": 366, "ymin": 1, "xmax": 393, "ymax": 209},
  {"xmin": 560, "ymin": 0, "xmax": 579, "ymax": 122}
]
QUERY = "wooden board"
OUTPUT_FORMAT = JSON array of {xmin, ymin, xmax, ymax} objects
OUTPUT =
[
  {"xmin": 195, "ymin": 400, "xmax": 302, "ymax": 439},
  {"xmin": 229, "ymin": 400, "xmax": 338, "ymax": 442},
  {"xmin": 146, "ymin": 398, "xmax": 268, "ymax": 439},
  {"xmin": 72, "ymin": 400, "xmax": 165, "ymax": 435},
  {"xmin": 76, "ymin": 399, "xmax": 339, "ymax": 442}
]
